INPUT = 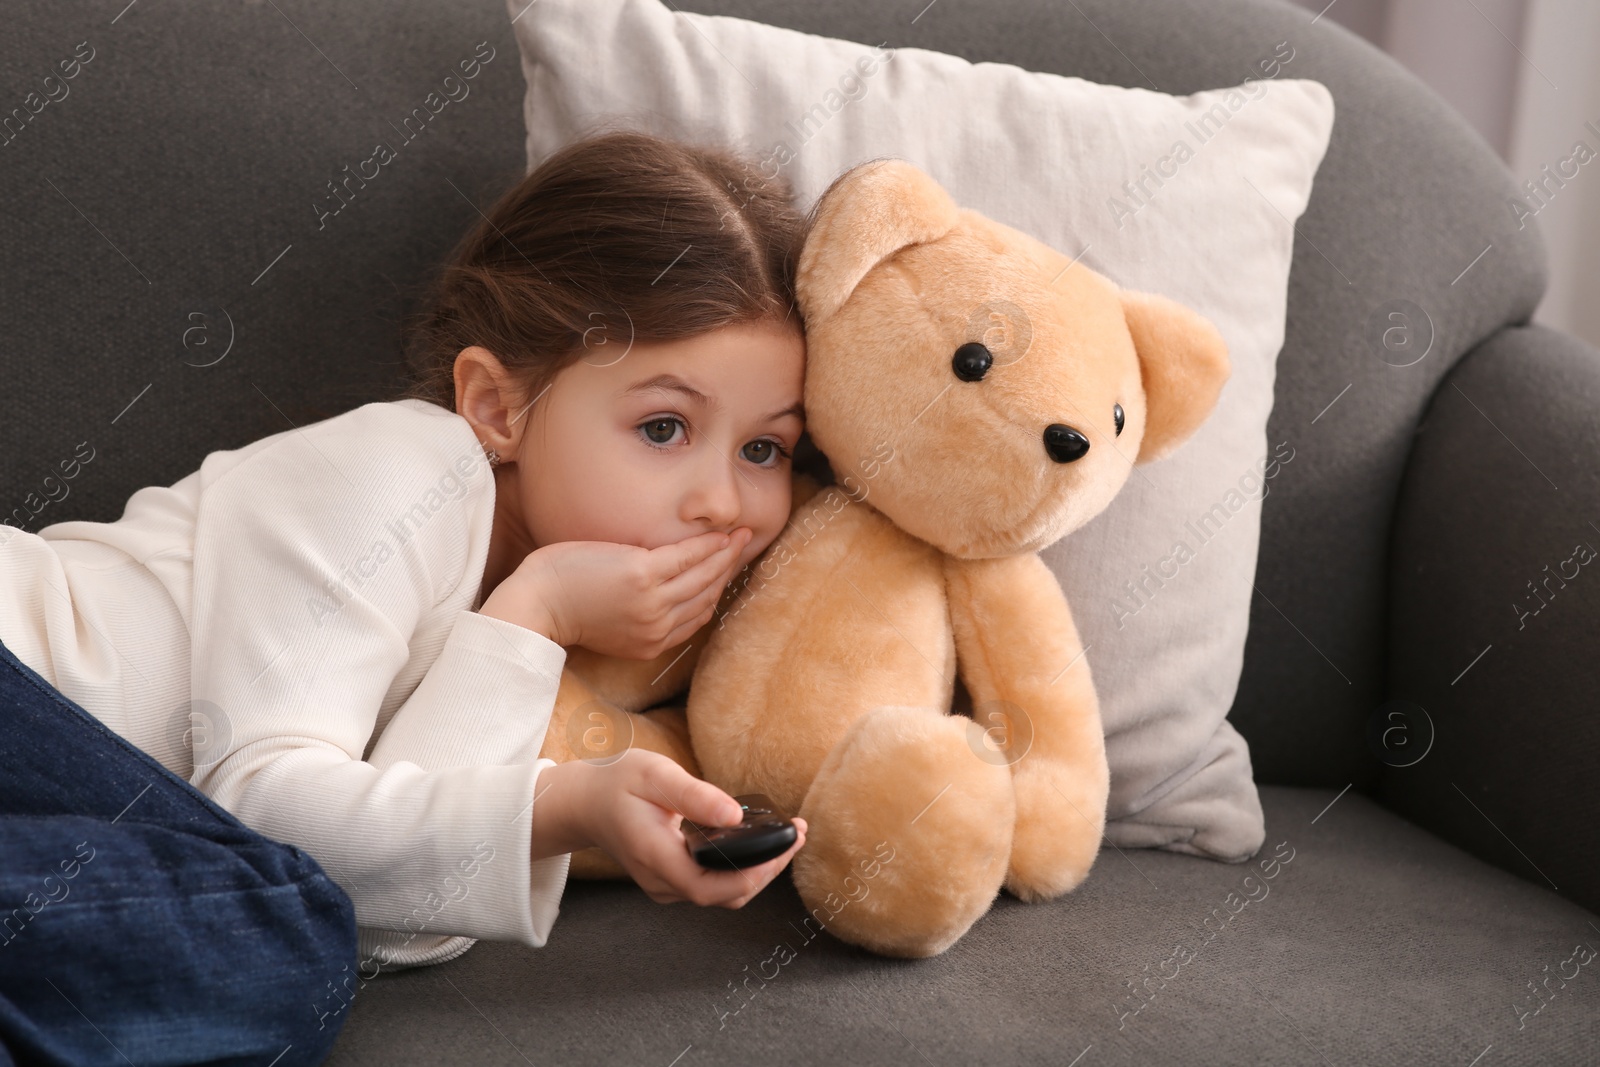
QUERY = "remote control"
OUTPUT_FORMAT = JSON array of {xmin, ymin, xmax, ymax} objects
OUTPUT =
[{"xmin": 683, "ymin": 793, "xmax": 798, "ymax": 870}]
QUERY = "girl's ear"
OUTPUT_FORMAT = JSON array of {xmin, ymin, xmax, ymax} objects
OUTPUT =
[
  {"xmin": 796, "ymin": 158, "xmax": 962, "ymax": 326},
  {"xmin": 1121, "ymin": 290, "xmax": 1232, "ymax": 466}
]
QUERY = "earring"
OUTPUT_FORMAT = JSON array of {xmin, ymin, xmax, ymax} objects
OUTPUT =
[{"xmin": 483, "ymin": 444, "xmax": 502, "ymax": 468}]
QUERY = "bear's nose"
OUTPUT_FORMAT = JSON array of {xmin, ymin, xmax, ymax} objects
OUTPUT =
[{"xmin": 1044, "ymin": 424, "xmax": 1090, "ymax": 463}]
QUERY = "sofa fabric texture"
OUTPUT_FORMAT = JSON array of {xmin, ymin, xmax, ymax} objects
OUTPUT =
[{"xmin": 323, "ymin": 786, "xmax": 1600, "ymax": 1067}]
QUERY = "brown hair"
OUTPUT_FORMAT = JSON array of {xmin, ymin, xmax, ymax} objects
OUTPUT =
[{"xmin": 395, "ymin": 126, "xmax": 811, "ymax": 413}]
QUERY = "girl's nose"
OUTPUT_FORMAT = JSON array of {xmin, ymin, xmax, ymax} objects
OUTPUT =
[{"xmin": 686, "ymin": 450, "xmax": 744, "ymax": 528}]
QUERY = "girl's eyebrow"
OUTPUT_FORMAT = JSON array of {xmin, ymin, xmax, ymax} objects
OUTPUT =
[{"xmin": 619, "ymin": 373, "xmax": 804, "ymax": 423}]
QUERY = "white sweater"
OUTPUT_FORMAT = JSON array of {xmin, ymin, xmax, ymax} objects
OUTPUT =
[{"xmin": 0, "ymin": 397, "xmax": 570, "ymax": 971}]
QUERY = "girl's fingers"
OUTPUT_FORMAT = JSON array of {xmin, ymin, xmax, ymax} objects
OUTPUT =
[
  {"xmin": 626, "ymin": 752, "xmax": 807, "ymax": 909},
  {"xmin": 674, "ymin": 536, "xmax": 751, "ymax": 619},
  {"xmin": 659, "ymin": 543, "xmax": 744, "ymax": 609},
  {"xmin": 652, "ymin": 530, "xmax": 735, "ymax": 582},
  {"xmin": 646, "ymin": 759, "xmax": 744, "ymax": 828},
  {"xmin": 658, "ymin": 551, "xmax": 748, "ymax": 646},
  {"xmin": 658, "ymin": 609, "xmax": 716, "ymax": 653},
  {"xmin": 662, "ymin": 560, "xmax": 740, "ymax": 635},
  {"xmin": 638, "ymin": 813, "xmax": 777, "ymax": 905},
  {"xmin": 656, "ymin": 529, "xmax": 749, "ymax": 603}
]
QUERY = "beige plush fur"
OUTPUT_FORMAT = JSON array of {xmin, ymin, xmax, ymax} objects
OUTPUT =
[{"xmin": 540, "ymin": 158, "xmax": 1230, "ymax": 957}]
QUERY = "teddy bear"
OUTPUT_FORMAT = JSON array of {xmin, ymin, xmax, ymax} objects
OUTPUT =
[
  {"xmin": 536, "ymin": 157, "xmax": 1231, "ymax": 957},
  {"xmin": 679, "ymin": 157, "xmax": 1232, "ymax": 958}
]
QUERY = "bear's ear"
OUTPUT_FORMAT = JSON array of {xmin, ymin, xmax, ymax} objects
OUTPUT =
[
  {"xmin": 796, "ymin": 158, "xmax": 963, "ymax": 325},
  {"xmin": 1121, "ymin": 290, "xmax": 1232, "ymax": 466}
]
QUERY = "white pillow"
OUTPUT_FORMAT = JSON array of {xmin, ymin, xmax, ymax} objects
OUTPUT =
[{"xmin": 505, "ymin": 0, "xmax": 1334, "ymax": 864}]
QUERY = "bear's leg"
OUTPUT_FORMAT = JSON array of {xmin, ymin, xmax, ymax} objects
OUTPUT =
[
  {"xmin": 792, "ymin": 705, "xmax": 1013, "ymax": 958},
  {"xmin": 945, "ymin": 553, "xmax": 1111, "ymax": 903}
]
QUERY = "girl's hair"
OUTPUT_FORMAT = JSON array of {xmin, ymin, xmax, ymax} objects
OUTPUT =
[{"xmin": 395, "ymin": 127, "xmax": 811, "ymax": 413}]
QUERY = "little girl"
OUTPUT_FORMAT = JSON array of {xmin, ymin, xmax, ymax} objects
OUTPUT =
[{"xmin": 0, "ymin": 128, "xmax": 810, "ymax": 1063}]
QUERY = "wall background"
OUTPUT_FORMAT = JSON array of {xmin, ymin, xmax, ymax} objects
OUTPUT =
[{"xmin": 1286, "ymin": 0, "xmax": 1600, "ymax": 350}]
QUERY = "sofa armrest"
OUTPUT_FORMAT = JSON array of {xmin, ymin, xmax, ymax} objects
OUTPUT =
[{"xmin": 1381, "ymin": 323, "xmax": 1600, "ymax": 915}]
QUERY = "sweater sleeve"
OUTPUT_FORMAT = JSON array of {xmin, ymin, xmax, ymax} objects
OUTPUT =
[
  {"xmin": 358, "ymin": 607, "xmax": 573, "ymax": 971},
  {"xmin": 186, "ymin": 408, "xmax": 571, "ymax": 971}
]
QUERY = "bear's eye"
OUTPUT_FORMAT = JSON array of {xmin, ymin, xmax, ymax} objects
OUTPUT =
[
  {"xmin": 1114, "ymin": 403, "xmax": 1125, "ymax": 436},
  {"xmin": 952, "ymin": 342, "xmax": 992, "ymax": 382}
]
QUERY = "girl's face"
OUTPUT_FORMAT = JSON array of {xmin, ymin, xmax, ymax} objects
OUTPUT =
[{"xmin": 456, "ymin": 317, "xmax": 806, "ymax": 591}]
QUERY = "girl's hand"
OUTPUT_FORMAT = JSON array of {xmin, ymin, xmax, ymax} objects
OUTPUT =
[
  {"xmin": 481, "ymin": 527, "xmax": 753, "ymax": 658},
  {"xmin": 534, "ymin": 750, "xmax": 807, "ymax": 908}
]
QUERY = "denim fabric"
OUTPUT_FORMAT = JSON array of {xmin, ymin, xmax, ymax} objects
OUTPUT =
[{"xmin": 0, "ymin": 638, "xmax": 359, "ymax": 1066}]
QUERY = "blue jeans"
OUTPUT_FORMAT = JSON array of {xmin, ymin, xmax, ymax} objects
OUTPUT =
[{"xmin": 0, "ymin": 638, "xmax": 359, "ymax": 1066}]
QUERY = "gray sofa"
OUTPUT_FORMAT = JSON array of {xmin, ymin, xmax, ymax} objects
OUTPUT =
[{"xmin": 5, "ymin": 0, "xmax": 1597, "ymax": 1063}]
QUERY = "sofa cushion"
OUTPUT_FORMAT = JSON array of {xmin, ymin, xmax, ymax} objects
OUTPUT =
[{"xmin": 326, "ymin": 783, "xmax": 1600, "ymax": 1065}]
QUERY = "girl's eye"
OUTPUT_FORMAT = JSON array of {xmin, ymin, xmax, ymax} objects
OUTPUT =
[
  {"xmin": 640, "ymin": 417, "xmax": 682, "ymax": 447},
  {"xmin": 741, "ymin": 439, "xmax": 793, "ymax": 466}
]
